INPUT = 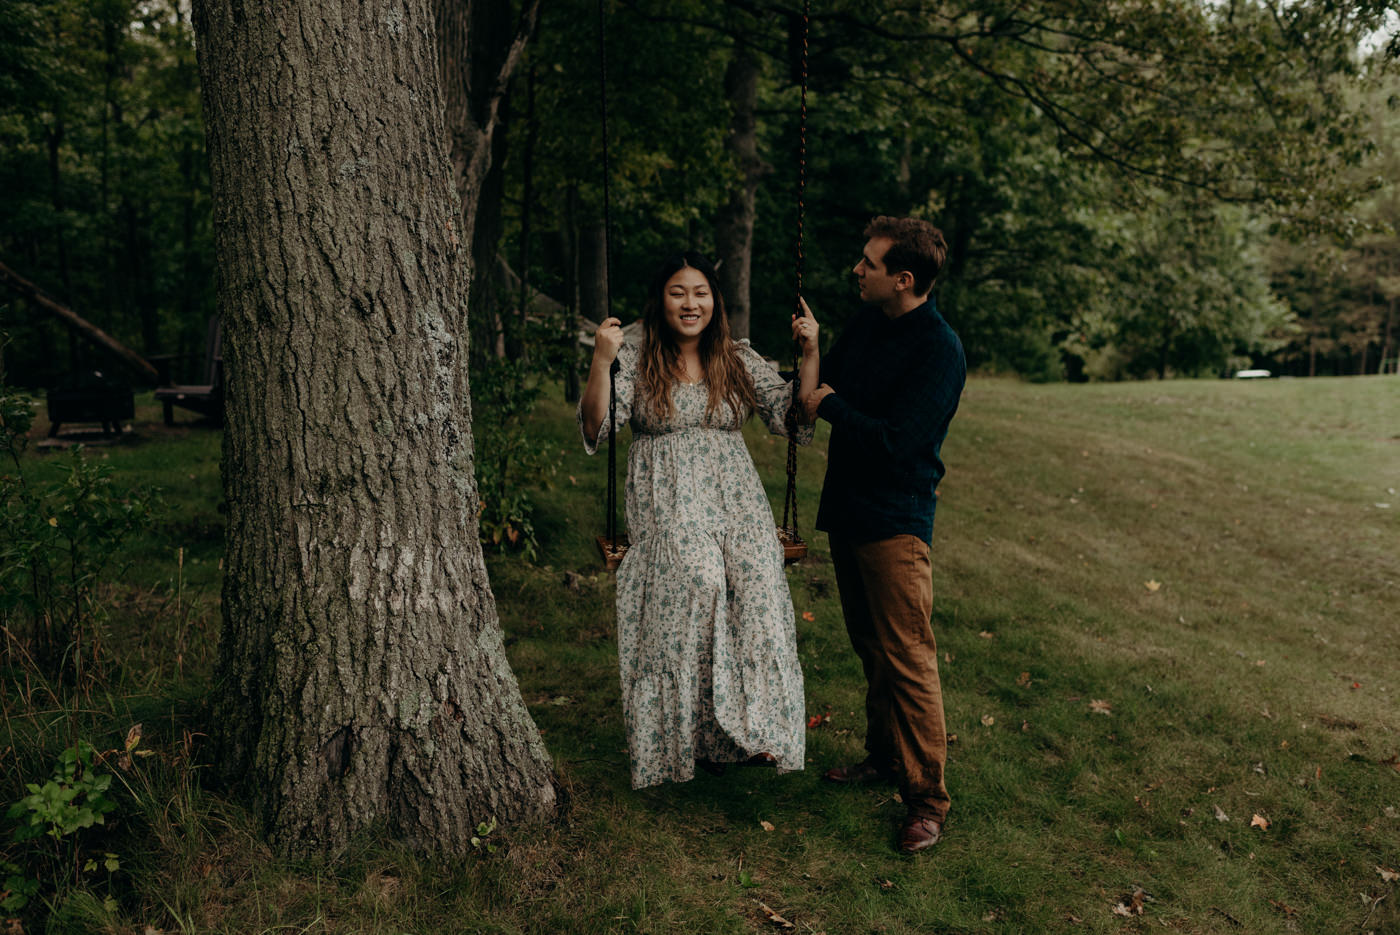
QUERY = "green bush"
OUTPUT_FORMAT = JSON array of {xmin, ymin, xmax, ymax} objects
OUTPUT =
[
  {"xmin": 3, "ymin": 741, "xmax": 122, "ymax": 914},
  {"xmin": 0, "ymin": 377, "xmax": 157, "ymax": 683},
  {"xmin": 472, "ymin": 356, "xmax": 556, "ymax": 562}
]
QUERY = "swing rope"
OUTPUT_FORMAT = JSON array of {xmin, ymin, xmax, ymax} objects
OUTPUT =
[
  {"xmin": 780, "ymin": 0, "xmax": 811, "ymax": 547},
  {"xmin": 596, "ymin": 0, "xmax": 811, "ymax": 569},
  {"xmin": 598, "ymin": 0, "xmax": 621, "ymax": 556}
]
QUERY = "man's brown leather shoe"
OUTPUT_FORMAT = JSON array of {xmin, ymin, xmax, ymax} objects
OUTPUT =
[
  {"xmin": 898, "ymin": 815, "xmax": 943, "ymax": 854},
  {"xmin": 822, "ymin": 759, "xmax": 894, "ymax": 784}
]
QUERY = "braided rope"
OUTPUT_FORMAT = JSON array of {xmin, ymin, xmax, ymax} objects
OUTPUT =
[
  {"xmin": 781, "ymin": 0, "xmax": 810, "ymax": 537},
  {"xmin": 598, "ymin": 0, "xmax": 621, "ymax": 551}
]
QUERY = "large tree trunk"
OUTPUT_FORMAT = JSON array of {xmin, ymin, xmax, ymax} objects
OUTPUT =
[
  {"xmin": 192, "ymin": 0, "xmax": 556, "ymax": 856},
  {"xmin": 714, "ymin": 43, "xmax": 766, "ymax": 342}
]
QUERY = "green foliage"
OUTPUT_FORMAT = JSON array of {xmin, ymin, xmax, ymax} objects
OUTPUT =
[
  {"xmin": 3, "ymin": 741, "xmax": 121, "ymax": 913},
  {"xmin": 1067, "ymin": 196, "xmax": 1293, "ymax": 379},
  {"xmin": 469, "ymin": 816, "xmax": 498, "ymax": 855},
  {"xmin": 7, "ymin": 742, "xmax": 117, "ymax": 845},
  {"xmin": 472, "ymin": 356, "xmax": 554, "ymax": 562},
  {"xmin": 0, "ymin": 0, "xmax": 213, "ymax": 387},
  {"xmin": 0, "ymin": 373, "xmax": 157, "ymax": 681}
]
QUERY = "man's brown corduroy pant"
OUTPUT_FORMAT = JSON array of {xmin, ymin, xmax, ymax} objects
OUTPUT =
[{"xmin": 829, "ymin": 534, "xmax": 950, "ymax": 822}]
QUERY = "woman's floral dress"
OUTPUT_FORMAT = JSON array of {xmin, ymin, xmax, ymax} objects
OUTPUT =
[{"xmin": 580, "ymin": 340, "xmax": 812, "ymax": 788}]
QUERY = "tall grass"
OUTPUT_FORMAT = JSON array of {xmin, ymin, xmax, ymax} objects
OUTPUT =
[{"xmin": 3, "ymin": 376, "xmax": 1397, "ymax": 933}]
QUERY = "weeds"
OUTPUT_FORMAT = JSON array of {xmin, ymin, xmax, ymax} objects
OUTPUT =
[{"xmin": 0, "ymin": 377, "xmax": 157, "ymax": 687}]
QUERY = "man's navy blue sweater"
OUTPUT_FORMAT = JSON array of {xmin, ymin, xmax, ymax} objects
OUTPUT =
[{"xmin": 815, "ymin": 298, "xmax": 966, "ymax": 545}]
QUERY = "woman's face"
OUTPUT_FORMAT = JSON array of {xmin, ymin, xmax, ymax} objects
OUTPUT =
[{"xmin": 661, "ymin": 266, "xmax": 714, "ymax": 344}]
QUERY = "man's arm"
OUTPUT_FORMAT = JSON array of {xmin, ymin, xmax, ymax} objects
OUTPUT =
[{"xmin": 815, "ymin": 335, "xmax": 965, "ymax": 461}]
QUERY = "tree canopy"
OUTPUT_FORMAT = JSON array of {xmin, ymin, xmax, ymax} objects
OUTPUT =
[{"xmin": 1, "ymin": 0, "xmax": 1398, "ymax": 382}]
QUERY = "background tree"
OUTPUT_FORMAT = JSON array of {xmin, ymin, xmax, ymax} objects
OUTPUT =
[
  {"xmin": 3, "ymin": 0, "xmax": 1398, "ymax": 389},
  {"xmin": 0, "ymin": 0, "xmax": 214, "ymax": 386},
  {"xmin": 191, "ymin": 0, "xmax": 556, "ymax": 854}
]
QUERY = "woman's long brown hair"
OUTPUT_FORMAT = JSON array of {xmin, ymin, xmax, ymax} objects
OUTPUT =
[{"xmin": 636, "ymin": 252, "xmax": 757, "ymax": 428}]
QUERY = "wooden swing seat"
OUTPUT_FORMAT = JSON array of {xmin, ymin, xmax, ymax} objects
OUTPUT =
[{"xmin": 597, "ymin": 527, "xmax": 805, "ymax": 572}]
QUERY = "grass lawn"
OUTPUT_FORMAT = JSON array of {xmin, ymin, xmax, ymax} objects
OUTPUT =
[{"xmin": 3, "ymin": 374, "xmax": 1397, "ymax": 934}]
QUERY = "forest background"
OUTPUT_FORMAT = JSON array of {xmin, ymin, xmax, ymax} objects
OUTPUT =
[{"xmin": 2, "ymin": 0, "xmax": 1399, "ymax": 393}]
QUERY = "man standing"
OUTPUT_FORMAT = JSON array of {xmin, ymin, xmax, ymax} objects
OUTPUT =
[{"xmin": 802, "ymin": 216, "xmax": 966, "ymax": 854}]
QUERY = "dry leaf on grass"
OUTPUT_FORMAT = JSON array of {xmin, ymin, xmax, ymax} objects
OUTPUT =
[
  {"xmin": 759, "ymin": 820, "xmax": 775, "ymax": 832},
  {"xmin": 1016, "ymin": 671, "xmax": 1032, "ymax": 687},
  {"xmin": 978, "ymin": 631, "xmax": 995, "ymax": 639},
  {"xmin": 1088, "ymin": 699, "xmax": 1112, "ymax": 715},
  {"xmin": 1111, "ymin": 887, "xmax": 1149, "ymax": 917},
  {"xmin": 1251, "ymin": 814, "xmax": 1270, "ymax": 830},
  {"xmin": 981, "ymin": 714, "xmax": 996, "ymax": 727},
  {"xmin": 1144, "ymin": 580, "xmax": 1161, "ymax": 592},
  {"xmin": 1378, "ymin": 866, "xmax": 1400, "ymax": 883},
  {"xmin": 1213, "ymin": 805, "xmax": 1230, "ymax": 822},
  {"xmin": 756, "ymin": 902, "xmax": 795, "ymax": 929}
]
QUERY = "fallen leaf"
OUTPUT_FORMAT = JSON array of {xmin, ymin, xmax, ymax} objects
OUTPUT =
[
  {"xmin": 980, "ymin": 714, "xmax": 995, "ymax": 727},
  {"xmin": 1251, "ymin": 814, "xmax": 1270, "ymax": 830},
  {"xmin": 807, "ymin": 715, "xmax": 823, "ymax": 729},
  {"xmin": 757, "ymin": 902, "xmax": 795, "ymax": 929},
  {"xmin": 1214, "ymin": 804, "xmax": 1229, "ymax": 822},
  {"xmin": 1144, "ymin": 580, "xmax": 1161, "ymax": 592},
  {"xmin": 760, "ymin": 820, "xmax": 775, "ymax": 832},
  {"xmin": 877, "ymin": 878, "xmax": 894, "ymax": 890},
  {"xmin": 1088, "ymin": 699, "xmax": 1112, "ymax": 715},
  {"xmin": 802, "ymin": 611, "xmax": 815, "ymax": 622},
  {"xmin": 1111, "ymin": 886, "xmax": 1148, "ymax": 917},
  {"xmin": 1016, "ymin": 671, "xmax": 1032, "ymax": 687},
  {"xmin": 1378, "ymin": 866, "xmax": 1399, "ymax": 883},
  {"xmin": 978, "ymin": 631, "xmax": 994, "ymax": 639}
]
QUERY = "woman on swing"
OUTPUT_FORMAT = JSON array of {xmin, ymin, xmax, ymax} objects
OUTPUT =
[{"xmin": 579, "ymin": 251, "xmax": 820, "ymax": 789}]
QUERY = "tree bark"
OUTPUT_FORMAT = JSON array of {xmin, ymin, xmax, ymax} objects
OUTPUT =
[
  {"xmin": 192, "ymin": 0, "xmax": 556, "ymax": 856},
  {"xmin": 714, "ymin": 43, "xmax": 767, "ymax": 342}
]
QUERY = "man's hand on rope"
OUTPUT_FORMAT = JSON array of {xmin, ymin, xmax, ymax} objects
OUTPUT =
[
  {"xmin": 594, "ymin": 317, "xmax": 624, "ymax": 365},
  {"xmin": 791, "ymin": 297, "xmax": 819, "ymax": 356}
]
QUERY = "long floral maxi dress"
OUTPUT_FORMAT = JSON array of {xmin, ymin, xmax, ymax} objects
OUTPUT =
[{"xmin": 580, "ymin": 340, "xmax": 813, "ymax": 788}]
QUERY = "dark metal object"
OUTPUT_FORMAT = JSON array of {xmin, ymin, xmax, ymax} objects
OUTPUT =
[{"xmin": 45, "ymin": 370, "xmax": 134, "ymax": 437}]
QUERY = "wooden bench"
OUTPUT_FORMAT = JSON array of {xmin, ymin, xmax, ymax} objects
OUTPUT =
[{"xmin": 152, "ymin": 317, "xmax": 223, "ymax": 426}]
